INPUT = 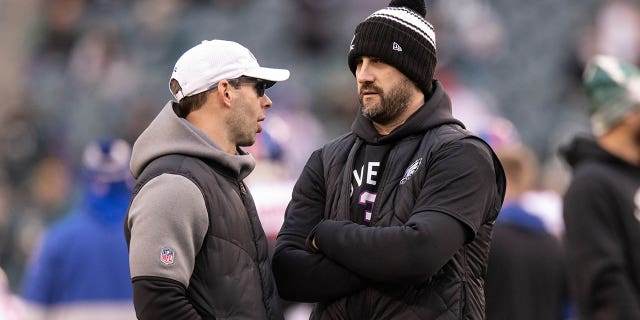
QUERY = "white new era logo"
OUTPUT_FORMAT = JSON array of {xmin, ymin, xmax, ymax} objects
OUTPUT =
[{"xmin": 393, "ymin": 42, "xmax": 402, "ymax": 52}]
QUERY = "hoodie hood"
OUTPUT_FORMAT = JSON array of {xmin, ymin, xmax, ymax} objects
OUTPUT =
[
  {"xmin": 351, "ymin": 80, "xmax": 463, "ymax": 145},
  {"xmin": 559, "ymin": 134, "xmax": 628, "ymax": 169},
  {"xmin": 130, "ymin": 102, "xmax": 256, "ymax": 180}
]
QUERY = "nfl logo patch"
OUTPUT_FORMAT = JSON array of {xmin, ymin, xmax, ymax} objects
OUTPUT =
[{"xmin": 160, "ymin": 247, "xmax": 175, "ymax": 265}]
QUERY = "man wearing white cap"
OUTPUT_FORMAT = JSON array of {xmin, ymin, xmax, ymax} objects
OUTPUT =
[{"xmin": 124, "ymin": 40, "xmax": 289, "ymax": 319}]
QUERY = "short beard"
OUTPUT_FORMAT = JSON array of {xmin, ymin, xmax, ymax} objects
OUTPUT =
[
  {"xmin": 359, "ymin": 79, "xmax": 412, "ymax": 125},
  {"xmin": 227, "ymin": 104, "xmax": 256, "ymax": 147}
]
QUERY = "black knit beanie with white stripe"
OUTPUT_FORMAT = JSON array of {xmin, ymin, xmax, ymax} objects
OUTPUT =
[{"xmin": 348, "ymin": 0, "xmax": 437, "ymax": 94}]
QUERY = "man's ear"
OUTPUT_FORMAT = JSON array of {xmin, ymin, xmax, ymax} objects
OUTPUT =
[{"xmin": 217, "ymin": 80, "xmax": 233, "ymax": 106}]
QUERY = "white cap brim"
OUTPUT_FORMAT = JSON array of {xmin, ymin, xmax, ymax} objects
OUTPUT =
[{"xmin": 243, "ymin": 67, "xmax": 290, "ymax": 83}]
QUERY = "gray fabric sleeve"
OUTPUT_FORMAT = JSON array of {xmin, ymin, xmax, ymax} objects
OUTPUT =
[{"xmin": 127, "ymin": 174, "xmax": 209, "ymax": 287}]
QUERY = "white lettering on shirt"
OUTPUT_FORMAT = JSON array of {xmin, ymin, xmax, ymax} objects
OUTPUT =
[{"xmin": 367, "ymin": 162, "xmax": 380, "ymax": 186}]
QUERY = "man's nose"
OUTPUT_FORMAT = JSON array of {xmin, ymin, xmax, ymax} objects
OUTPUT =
[{"xmin": 261, "ymin": 94, "xmax": 272, "ymax": 109}]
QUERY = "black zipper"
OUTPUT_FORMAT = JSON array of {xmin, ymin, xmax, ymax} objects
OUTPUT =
[{"xmin": 238, "ymin": 181, "xmax": 247, "ymax": 201}]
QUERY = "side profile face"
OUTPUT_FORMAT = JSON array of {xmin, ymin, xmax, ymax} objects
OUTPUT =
[
  {"xmin": 355, "ymin": 56, "xmax": 415, "ymax": 125},
  {"xmin": 226, "ymin": 78, "xmax": 272, "ymax": 147}
]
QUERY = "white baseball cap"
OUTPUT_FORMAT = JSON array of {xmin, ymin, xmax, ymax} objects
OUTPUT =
[{"xmin": 170, "ymin": 40, "xmax": 290, "ymax": 102}]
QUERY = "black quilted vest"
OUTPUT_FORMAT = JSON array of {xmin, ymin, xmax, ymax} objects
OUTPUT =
[{"xmin": 313, "ymin": 124, "xmax": 504, "ymax": 320}]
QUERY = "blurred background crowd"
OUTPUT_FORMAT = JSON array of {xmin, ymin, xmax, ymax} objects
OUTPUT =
[{"xmin": 1, "ymin": 0, "xmax": 639, "ymax": 319}]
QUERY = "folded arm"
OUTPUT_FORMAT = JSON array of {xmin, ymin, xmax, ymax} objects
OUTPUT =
[
  {"xmin": 313, "ymin": 140, "xmax": 499, "ymax": 283},
  {"xmin": 314, "ymin": 211, "xmax": 466, "ymax": 283},
  {"xmin": 272, "ymin": 150, "xmax": 367, "ymax": 302}
]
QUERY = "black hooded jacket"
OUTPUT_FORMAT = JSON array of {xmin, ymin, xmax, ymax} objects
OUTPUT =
[
  {"xmin": 560, "ymin": 135, "xmax": 640, "ymax": 319},
  {"xmin": 273, "ymin": 81, "xmax": 506, "ymax": 319}
]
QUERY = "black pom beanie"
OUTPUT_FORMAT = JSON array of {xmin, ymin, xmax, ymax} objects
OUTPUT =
[{"xmin": 347, "ymin": 0, "xmax": 436, "ymax": 94}]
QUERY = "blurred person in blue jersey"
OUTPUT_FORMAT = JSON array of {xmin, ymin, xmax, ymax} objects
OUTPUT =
[
  {"xmin": 560, "ymin": 55, "xmax": 640, "ymax": 319},
  {"xmin": 21, "ymin": 139, "xmax": 135, "ymax": 320}
]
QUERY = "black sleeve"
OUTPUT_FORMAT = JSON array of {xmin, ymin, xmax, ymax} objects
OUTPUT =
[
  {"xmin": 312, "ymin": 140, "xmax": 497, "ymax": 283},
  {"xmin": 132, "ymin": 277, "xmax": 203, "ymax": 320},
  {"xmin": 314, "ymin": 211, "xmax": 466, "ymax": 283},
  {"xmin": 272, "ymin": 150, "xmax": 367, "ymax": 302}
]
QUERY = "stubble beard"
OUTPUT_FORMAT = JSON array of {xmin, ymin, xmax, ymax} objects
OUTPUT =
[
  {"xmin": 359, "ymin": 79, "xmax": 412, "ymax": 125},
  {"xmin": 227, "ymin": 103, "xmax": 257, "ymax": 148}
]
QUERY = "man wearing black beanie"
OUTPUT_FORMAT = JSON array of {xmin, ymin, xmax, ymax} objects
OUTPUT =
[{"xmin": 273, "ymin": 0, "xmax": 506, "ymax": 319}]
